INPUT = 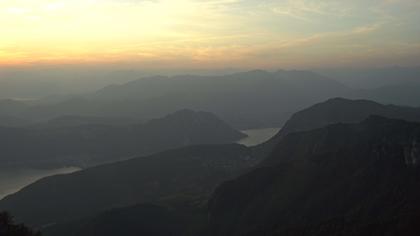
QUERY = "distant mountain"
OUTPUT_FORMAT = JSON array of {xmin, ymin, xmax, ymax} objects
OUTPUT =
[
  {"xmin": 2, "ymin": 69, "xmax": 420, "ymax": 129},
  {"xmin": 0, "ymin": 100, "xmax": 35, "ymax": 127},
  {"xmin": 0, "ymin": 109, "xmax": 246, "ymax": 167},
  {"xmin": 319, "ymin": 67, "xmax": 420, "ymax": 107},
  {"xmin": 0, "ymin": 144, "xmax": 254, "ymax": 227},
  {"xmin": 209, "ymin": 116, "xmax": 420, "ymax": 235},
  {"xmin": 255, "ymin": 98, "xmax": 420, "ymax": 160},
  {"xmin": 0, "ymin": 70, "xmax": 352, "ymax": 129},
  {"xmin": 0, "ymin": 99, "xmax": 29, "ymax": 116},
  {"xmin": 92, "ymin": 70, "xmax": 344, "ymax": 101},
  {"xmin": 44, "ymin": 115, "xmax": 141, "ymax": 127},
  {"xmin": 87, "ymin": 70, "xmax": 351, "ymax": 128},
  {"xmin": 363, "ymin": 83, "xmax": 420, "ymax": 107},
  {"xmin": 0, "ymin": 115, "xmax": 31, "ymax": 127},
  {"xmin": 318, "ymin": 66, "xmax": 420, "ymax": 89}
]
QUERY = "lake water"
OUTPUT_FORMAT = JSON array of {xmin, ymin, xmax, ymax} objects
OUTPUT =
[
  {"xmin": 0, "ymin": 167, "xmax": 81, "ymax": 200},
  {"xmin": 237, "ymin": 128, "xmax": 280, "ymax": 147}
]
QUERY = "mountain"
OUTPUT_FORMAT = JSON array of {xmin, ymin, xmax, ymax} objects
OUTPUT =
[
  {"xmin": 0, "ymin": 100, "xmax": 29, "ymax": 113},
  {"xmin": 276, "ymin": 98, "xmax": 420, "ymax": 138},
  {"xmin": 0, "ymin": 144, "xmax": 255, "ymax": 227},
  {"xmin": 92, "ymin": 70, "xmax": 346, "ymax": 102},
  {"xmin": 363, "ymin": 83, "xmax": 420, "ymax": 107},
  {"xmin": 88, "ymin": 70, "xmax": 351, "ymax": 129},
  {"xmin": 2, "ymin": 69, "xmax": 420, "ymax": 129},
  {"xmin": 0, "ymin": 109, "xmax": 246, "ymax": 167},
  {"xmin": 0, "ymin": 100, "xmax": 34, "ymax": 127},
  {"xmin": 0, "ymin": 115, "xmax": 31, "ymax": 127},
  {"xmin": 209, "ymin": 116, "xmax": 420, "ymax": 235},
  {"xmin": 6, "ymin": 102, "xmax": 420, "ymax": 235},
  {"xmin": 0, "ymin": 70, "xmax": 352, "ymax": 129},
  {"xmin": 318, "ymin": 66, "xmax": 420, "ymax": 89},
  {"xmin": 44, "ymin": 115, "xmax": 140, "ymax": 127},
  {"xmin": 254, "ymin": 98, "xmax": 420, "ymax": 160}
]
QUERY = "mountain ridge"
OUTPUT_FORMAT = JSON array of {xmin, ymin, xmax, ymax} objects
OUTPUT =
[{"xmin": 0, "ymin": 109, "xmax": 245, "ymax": 168}]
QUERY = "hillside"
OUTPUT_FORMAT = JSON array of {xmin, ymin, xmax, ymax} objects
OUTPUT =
[
  {"xmin": 32, "ymin": 115, "xmax": 420, "ymax": 236},
  {"xmin": 209, "ymin": 116, "xmax": 420, "ymax": 235},
  {"xmin": 0, "ymin": 144, "xmax": 254, "ymax": 227},
  {"xmin": 42, "ymin": 204, "xmax": 204, "ymax": 236}
]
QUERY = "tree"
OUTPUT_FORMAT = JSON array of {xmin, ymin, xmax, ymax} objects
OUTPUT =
[{"xmin": 0, "ymin": 211, "xmax": 41, "ymax": 236}]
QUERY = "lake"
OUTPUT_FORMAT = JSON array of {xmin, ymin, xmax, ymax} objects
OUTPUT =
[
  {"xmin": 0, "ymin": 128, "xmax": 279, "ymax": 200},
  {"xmin": 0, "ymin": 167, "xmax": 81, "ymax": 200},
  {"xmin": 237, "ymin": 128, "xmax": 280, "ymax": 147}
]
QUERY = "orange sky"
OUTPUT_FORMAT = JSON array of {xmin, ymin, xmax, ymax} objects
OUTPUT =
[{"xmin": 1, "ymin": 0, "xmax": 420, "ymax": 69}]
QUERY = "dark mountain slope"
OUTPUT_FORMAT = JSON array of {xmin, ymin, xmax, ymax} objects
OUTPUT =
[
  {"xmin": 42, "ymin": 204, "xmax": 200, "ymax": 236},
  {"xmin": 209, "ymin": 116, "xmax": 420, "ymax": 236},
  {"xmin": 0, "ymin": 144, "xmax": 254, "ymax": 227},
  {"xmin": 254, "ymin": 98, "xmax": 420, "ymax": 160},
  {"xmin": 277, "ymin": 98, "xmax": 420, "ymax": 139},
  {"xmin": 0, "ymin": 109, "xmax": 245, "ymax": 167}
]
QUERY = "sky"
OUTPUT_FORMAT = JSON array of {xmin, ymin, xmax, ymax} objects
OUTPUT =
[{"xmin": 1, "ymin": 0, "xmax": 420, "ymax": 69}]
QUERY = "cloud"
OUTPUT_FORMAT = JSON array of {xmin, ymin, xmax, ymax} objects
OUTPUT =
[
  {"xmin": 268, "ymin": 0, "xmax": 352, "ymax": 21},
  {"xmin": 0, "ymin": 0, "xmax": 419, "ymax": 68}
]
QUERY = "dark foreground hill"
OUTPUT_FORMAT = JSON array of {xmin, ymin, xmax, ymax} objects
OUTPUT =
[
  {"xmin": 0, "ymin": 109, "xmax": 245, "ymax": 167},
  {"xmin": 209, "ymin": 116, "xmax": 420, "ymax": 236},
  {"xmin": 0, "ymin": 144, "xmax": 254, "ymax": 227},
  {"xmin": 42, "ymin": 203, "xmax": 207, "ymax": 236}
]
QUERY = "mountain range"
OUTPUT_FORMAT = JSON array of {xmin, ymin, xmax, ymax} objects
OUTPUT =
[
  {"xmin": 0, "ymin": 109, "xmax": 245, "ymax": 168},
  {"xmin": 2, "ymin": 69, "xmax": 420, "ymax": 131},
  {"xmin": 0, "ymin": 70, "xmax": 349, "ymax": 129},
  {"xmin": 2, "ymin": 98, "xmax": 420, "ymax": 236}
]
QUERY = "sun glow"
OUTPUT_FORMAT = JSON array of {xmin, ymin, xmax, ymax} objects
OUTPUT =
[
  {"xmin": 1, "ymin": 0, "xmax": 419, "ymax": 68},
  {"xmin": 0, "ymin": 0, "xmax": 224, "ymax": 65}
]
